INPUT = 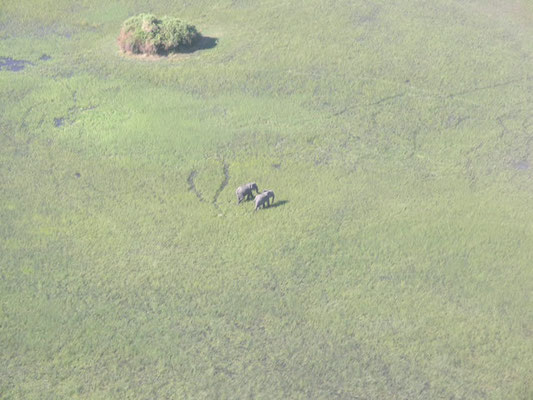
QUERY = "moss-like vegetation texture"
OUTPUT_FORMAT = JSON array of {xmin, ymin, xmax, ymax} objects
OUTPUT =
[{"xmin": 118, "ymin": 13, "xmax": 200, "ymax": 55}]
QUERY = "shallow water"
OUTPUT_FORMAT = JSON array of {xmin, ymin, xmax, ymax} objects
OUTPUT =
[
  {"xmin": 513, "ymin": 160, "xmax": 530, "ymax": 170},
  {"xmin": 0, "ymin": 57, "xmax": 33, "ymax": 72},
  {"xmin": 54, "ymin": 117, "xmax": 65, "ymax": 127}
]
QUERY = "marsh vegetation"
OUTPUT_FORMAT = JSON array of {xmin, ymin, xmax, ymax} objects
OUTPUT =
[{"xmin": 1, "ymin": 0, "xmax": 532, "ymax": 398}]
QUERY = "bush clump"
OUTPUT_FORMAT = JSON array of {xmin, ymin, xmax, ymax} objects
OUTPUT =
[{"xmin": 118, "ymin": 13, "xmax": 200, "ymax": 55}]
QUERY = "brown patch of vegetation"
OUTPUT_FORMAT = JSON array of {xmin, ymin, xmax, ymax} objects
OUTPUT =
[{"xmin": 117, "ymin": 30, "xmax": 156, "ymax": 55}]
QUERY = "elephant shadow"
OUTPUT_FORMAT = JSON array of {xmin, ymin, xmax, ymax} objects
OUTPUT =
[{"xmin": 269, "ymin": 200, "xmax": 289, "ymax": 209}]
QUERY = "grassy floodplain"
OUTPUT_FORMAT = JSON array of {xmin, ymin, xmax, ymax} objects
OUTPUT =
[{"xmin": 1, "ymin": 0, "xmax": 532, "ymax": 398}]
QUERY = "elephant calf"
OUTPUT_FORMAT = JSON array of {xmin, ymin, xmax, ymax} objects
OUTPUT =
[
  {"xmin": 255, "ymin": 190, "xmax": 275, "ymax": 211},
  {"xmin": 236, "ymin": 182, "xmax": 259, "ymax": 204}
]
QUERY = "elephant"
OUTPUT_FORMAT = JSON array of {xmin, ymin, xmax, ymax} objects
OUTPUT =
[
  {"xmin": 255, "ymin": 190, "xmax": 275, "ymax": 210},
  {"xmin": 236, "ymin": 182, "xmax": 259, "ymax": 204}
]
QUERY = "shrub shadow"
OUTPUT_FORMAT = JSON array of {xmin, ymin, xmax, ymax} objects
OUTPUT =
[{"xmin": 180, "ymin": 36, "xmax": 218, "ymax": 54}]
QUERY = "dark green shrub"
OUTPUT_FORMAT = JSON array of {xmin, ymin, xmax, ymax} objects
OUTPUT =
[{"xmin": 118, "ymin": 13, "xmax": 200, "ymax": 55}]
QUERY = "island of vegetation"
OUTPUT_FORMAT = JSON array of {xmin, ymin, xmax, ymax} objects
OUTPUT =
[{"xmin": 118, "ymin": 13, "xmax": 200, "ymax": 55}]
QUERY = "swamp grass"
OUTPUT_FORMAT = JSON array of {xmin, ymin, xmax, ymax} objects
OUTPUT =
[{"xmin": 1, "ymin": 0, "xmax": 532, "ymax": 398}]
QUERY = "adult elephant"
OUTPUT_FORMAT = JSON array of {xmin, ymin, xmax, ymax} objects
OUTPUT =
[
  {"xmin": 255, "ymin": 190, "xmax": 275, "ymax": 210},
  {"xmin": 236, "ymin": 182, "xmax": 259, "ymax": 203}
]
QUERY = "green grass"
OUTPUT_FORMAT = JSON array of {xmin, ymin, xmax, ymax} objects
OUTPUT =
[{"xmin": 1, "ymin": 0, "xmax": 532, "ymax": 398}]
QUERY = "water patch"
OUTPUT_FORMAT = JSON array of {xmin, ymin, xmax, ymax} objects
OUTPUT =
[
  {"xmin": 39, "ymin": 54, "xmax": 51, "ymax": 61},
  {"xmin": 513, "ymin": 160, "xmax": 530, "ymax": 170},
  {"xmin": 54, "ymin": 117, "xmax": 65, "ymax": 127},
  {"xmin": 0, "ymin": 57, "xmax": 33, "ymax": 72}
]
